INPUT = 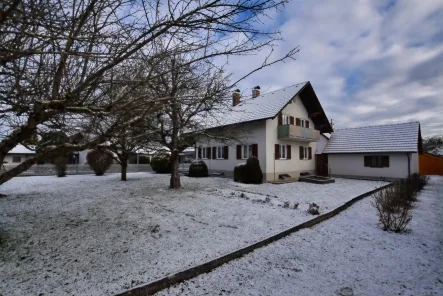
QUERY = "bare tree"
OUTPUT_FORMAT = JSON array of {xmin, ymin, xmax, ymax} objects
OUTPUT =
[{"xmin": 0, "ymin": 0, "xmax": 298, "ymax": 186}]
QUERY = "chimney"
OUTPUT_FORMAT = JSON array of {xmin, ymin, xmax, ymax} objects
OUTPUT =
[
  {"xmin": 232, "ymin": 89, "xmax": 241, "ymax": 106},
  {"xmin": 252, "ymin": 86, "xmax": 261, "ymax": 98}
]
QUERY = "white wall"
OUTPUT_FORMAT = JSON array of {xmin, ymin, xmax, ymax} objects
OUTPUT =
[
  {"xmin": 315, "ymin": 135, "xmax": 329, "ymax": 155},
  {"xmin": 3, "ymin": 154, "xmax": 34, "ymax": 164},
  {"xmin": 328, "ymin": 153, "xmax": 419, "ymax": 179},
  {"xmin": 197, "ymin": 121, "xmax": 267, "ymax": 176},
  {"xmin": 265, "ymin": 95, "xmax": 316, "ymax": 180}
]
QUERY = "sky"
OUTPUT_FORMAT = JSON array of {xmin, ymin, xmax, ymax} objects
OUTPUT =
[{"xmin": 226, "ymin": 0, "xmax": 443, "ymax": 136}]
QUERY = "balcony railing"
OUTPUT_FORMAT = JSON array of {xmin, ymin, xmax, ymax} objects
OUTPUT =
[{"xmin": 277, "ymin": 125, "xmax": 320, "ymax": 142}]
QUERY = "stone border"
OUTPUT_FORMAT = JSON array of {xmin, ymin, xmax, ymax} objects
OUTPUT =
[{"xmin": 117, "ymin": 183, "xmax": 392, "ymax": 296}]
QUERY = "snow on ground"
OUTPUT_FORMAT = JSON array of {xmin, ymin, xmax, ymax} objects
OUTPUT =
[
  {"xmin": 158, "ymin": 176, "xmax": 443, "ymax": 296},
  {"xmin": 0, "ymin": 173, "xmax": 385, "ymax": 295}
]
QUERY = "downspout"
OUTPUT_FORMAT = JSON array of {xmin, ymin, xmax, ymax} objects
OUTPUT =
[{"xmin": 407, "ymin": 153, "xmax": 411, "ymax": 179}]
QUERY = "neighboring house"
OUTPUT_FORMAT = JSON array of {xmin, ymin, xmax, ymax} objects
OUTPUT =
[
  {"xmin": 3, "ymin": 145, "xmax": 36, "ymax": 164},
  {"xmin": 195, "ymin": 82, "xmax": 333, "ymax": 181},
  {"xmin": 321, "ymin": 122, "xmax": 422, "ymax": 180}
]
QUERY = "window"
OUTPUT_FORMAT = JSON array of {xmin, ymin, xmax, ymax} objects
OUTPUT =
[
  {"xmin": 242, "ymin": 145, "xmax": 253, "ymax": 159},
  {"xmin": 282, "ymin": 114, "xmax": 290, "ymax": 125},
  {"xmin": 201, "ymin": 148, "xmax": 207, "ymax": 159},
  {"xmin": 216, "ymin": 146, "xmax": 224, "ymax": 159},
  {"xmin": 280, "ymin": 145, "xmax": 287, "ymax": 159},
  {"xmin": 299, "ymin": 146, "xmax": 312, "ymax": 160},
  {"xmin": 364, "ymin": 156, "xmax": 389, "ymax": 168},
  {"xmin": 12, "ymin": 156, "xmax": 21, "ymax": 163}
]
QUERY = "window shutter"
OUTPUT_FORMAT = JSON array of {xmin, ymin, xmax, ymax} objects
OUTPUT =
[
  {"xmin": 364, "ymin": 156, "xmax": 371, "ymax": 167},
  {"xmin": 296, "ymin": 118, "xmax": 301, "ymax": 126},
  {"xmin": 275, "ymin": 144, "xmax": 280, "ymax": 159},
  {"xmin": 308, "ymin": 147, "xmax": 312, "ymax": 159},
  {"xmin": 290, "ymin": 116, "xmax": 294, "ymax": 125},
  {"xmin": 382, "ymin": 156, "xmax": 389, "ymax": 167},
  {"xmin": 252, "ymin": 144, "xmax": 258, "ymax": 157},
  {"xmin": 236, "ymin": 145, "xmax": 241, "ymax": 159},
  {"xmin": 198, "ymin": 148, "xmax": 202, "ymax": 158},
  {"xmin": 278, "ymin": 113, "xmax": 283, "ymax": 125},
  {"xmin": 306, "ymin": 121, "xmax": 310, "ymax": 128},
  {"xmin": 212, "ymin": 147, "xmax": 216, "ymax": 159},
  {"xmin": 224, "ymin": 146, "xmax": 229, "ymax": 159},
  {"xmin": 287, "ymin": 145, "xmax": 291, "ymax": 159},
  {"xmin": 205, "ymin": 147, "xmax": 209, "ymax": 159},
  {"xmin": 299, "ymin": 146, "xmax": 303, "ymax": 159}
]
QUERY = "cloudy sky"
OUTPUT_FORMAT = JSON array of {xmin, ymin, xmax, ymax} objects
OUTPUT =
[{"xmin": 227, "ymin": 0, "xmax": 443, "ymax": 136}]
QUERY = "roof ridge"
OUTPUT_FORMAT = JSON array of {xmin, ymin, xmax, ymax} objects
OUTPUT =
[{"xmin": 335, "ymin": 121, "xmax": 419, "ymax": 131}]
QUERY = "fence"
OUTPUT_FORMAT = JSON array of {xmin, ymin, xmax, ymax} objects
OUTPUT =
[{"xmin": 0, "ymin": 164, "xmax": 152, "ymax": 176}]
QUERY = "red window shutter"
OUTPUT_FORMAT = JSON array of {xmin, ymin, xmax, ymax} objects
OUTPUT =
[
  {"xmin": 290, "ymin": 116, "xmax": 294, "ymax": 125},
  {"xmin": 382, "ymin": 156, "xmax": 389, "ymax": 167},
  {"xmin": 306, "ymin": 121, "xmax": 310, "ymax": 128},
  {"xmin": 236, "ymin": 145, "xmax": 242, "ymax": 159},
  {"xmin": 212, "ymin": 147, "xmax": 216, "ymax": 159},
  {"xmin": 278, "ymin": 113, "xmax": 283, "ymax": 125},
  {"xmin": 252, "ymin": 144, "xmax": 258, "ymax": 157},
  {"xmin": 206, "ymin": 147, "xmax": 210, "ymax": 159},
  {"xmin": 296, "ymin": 118, "xmax": 301, "ymax": 126},
  {"xmin": 275, "ymin": 144, "xmax": 280, "ymax": 159},
  {"xmin": 287, "ymin": 145, "xmax": 291, "ymax": 159},
  {"xmin": 224, "ymin": 146, "xmax": 229, "ymax": 159},
  {"xmin": 198, "ymin": 148, "xmax": 202, "ymax": 159},
  {"xmin": 299, "ymin": 146, "xmax": 303, "ymax": 159},
  {"xmin": 308, "ymin": 147, "xmax": 312, "ymax": 159}
]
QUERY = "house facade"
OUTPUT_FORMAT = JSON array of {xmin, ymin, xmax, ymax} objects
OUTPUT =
[
  {"xmin": 321, "ymin": 122, "xmax": 422, "ymax": 180},
  {"xmin": 196, "ymin": 82, "xmax": 333, "ymax": 181}
]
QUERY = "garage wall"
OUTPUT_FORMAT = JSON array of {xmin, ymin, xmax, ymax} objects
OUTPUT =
[{"xmin": 328, "ymin": 153, "xmax": 418, "ymax": 180}]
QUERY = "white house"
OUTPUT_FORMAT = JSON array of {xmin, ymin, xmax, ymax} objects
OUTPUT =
[
  {"xmin": 195, "ymin": 82, "xmax": 333, "ymax": 181},
  {"xmin": 3, "ymin": 145, "xmax": 36, "ymax": 164},
  {"xmin": 321, "ymin": 122, "xmax": 422, "ymax": 180}
]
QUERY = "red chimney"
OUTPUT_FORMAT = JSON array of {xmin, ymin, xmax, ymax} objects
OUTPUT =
[{"xmin": 232, "ymin": 89, "xmax": 241, "ymax": 106}]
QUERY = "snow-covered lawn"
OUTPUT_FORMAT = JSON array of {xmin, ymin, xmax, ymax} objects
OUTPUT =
[
  {"xmin": 0, "ymin": 173, "xmax": 386, "ymax": 295},
  {"xmin": 158, "ymin": 176, "xmax": 443, "ymax": 296}
]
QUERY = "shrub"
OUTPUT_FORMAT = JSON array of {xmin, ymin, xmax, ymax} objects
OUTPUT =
[
  {"xmin": 372, "ymin": 182, "xmax": 414, "ymax": 233},
  {"xmin": 86, "ymin": 149, "xmax": 113, "ymax": 176},
  {"xmin": 408, "ymin": 173, "xmax": 429, "ymax": 191},
  {"xmin": 150, "ymin": 151, "xmax": 171, "ymax": 173},
  {"xmin": 54, "ymin": 157, "xmax": 67, "ymax": 177},
  {"xmin": 233, "ymin": 156, "xmax": 263, "ymax": 184},
  {"xmin": 128, "ymin": 155, "xmax": 150, "ymax": 164},
  {"xmin": 188, "ymin": 160, "xmax": 208, "ymax": 177},
  {"xmin": 233, "ymin": 163, "xmax": 246, "ymax": 182}
]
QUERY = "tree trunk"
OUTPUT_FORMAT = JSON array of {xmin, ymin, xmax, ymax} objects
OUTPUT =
[
  {"xmin": 169, "ymin": 150, "xmax": 181, "ymax": 189},
  {"xmin": 121, "ymin": 158, "xmax": 128, "ymax": 181}
]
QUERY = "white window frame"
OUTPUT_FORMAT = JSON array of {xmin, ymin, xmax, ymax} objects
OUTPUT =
[
  {"xmin": 280, "ymin": 145, "xmax": 287, "ymax": 160},
  {"xmin": 300, "ymin": 119, "xmax": 309, "ymax": 128},
  {"xmin": 216, "ymin": 146, "xmax": 224, "ymax": 159},
  {"xmin": 201, "ymin": 148, "xmax": 208, "ymax": 159},
  {"xmin": 12, "ymin": 156, "xmax": 21, "ymax": 163},
  {"xmin": 282, "ymin": 114, "xmax": 290, "ymax": 125},
  {"xmin": 301, "ymin": 146, "xmax": 309, "ymax": 160},
  {"xmin": 241, "ymin": 145, "xmax": 253, "ymax": 159}
]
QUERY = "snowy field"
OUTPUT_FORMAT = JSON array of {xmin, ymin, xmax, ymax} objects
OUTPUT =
[
  {"xmin": 158, "ymin": 176, "xmax": 443, "ymax": 296},
  {"xmin": 0, "ymin": 173, "xmax": 386, "ymax": 295}
]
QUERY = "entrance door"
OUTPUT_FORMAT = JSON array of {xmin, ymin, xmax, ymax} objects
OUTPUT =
[{"xmin": 315, "ymin": 154, "xmax": 328, "ymax": 176}]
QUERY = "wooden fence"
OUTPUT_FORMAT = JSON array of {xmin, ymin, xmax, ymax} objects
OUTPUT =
[
  {"xmin": 0, "ymin": 164, "xmax": 152, "ymax": 176},
  {"xmin": 419, "ymin": 153, "xmax": 443, "ymax": 176}
]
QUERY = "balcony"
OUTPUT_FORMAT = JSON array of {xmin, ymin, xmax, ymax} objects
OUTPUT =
[{"xmin": 277, "ymin": 125, "xmax": 320, "ymax": 142}]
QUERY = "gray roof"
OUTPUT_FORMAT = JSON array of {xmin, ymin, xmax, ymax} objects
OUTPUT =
[
  {"xmin": 9, "ymin": 145, "xmax": 35, "ymax": 154},
  {"xmin": 323, "ymin": 122, "xmax": 420, "ymax": 153},
  {"xmin": 208, "ymin": 82, "xmax": 308, "ymax": 127}
]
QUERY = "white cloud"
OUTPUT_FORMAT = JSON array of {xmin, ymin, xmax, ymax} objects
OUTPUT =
[{"xmin": 223, "ymin": 0, "xmax": 443, "ymax": 136}]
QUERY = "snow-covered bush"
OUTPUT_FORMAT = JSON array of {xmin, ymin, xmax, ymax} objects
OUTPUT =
[
  {"xmin": 408, "ymin": 173, "xmax": 429, "ymax": 192},
  {"xmin": 86, "ymin": 149, "xmax": 113, "ymax": 176},
  {"xmin": 150, "ymin": 151, "xmax": 171, "ymax": 174},
  {"xmin": 54, "ymin": 157, "xmax": 67, "ymax": 177},
  {"xmin": 372, "ymin": 183, "xmax": 413, "ymax": 233},
  {"xmin": 188, "ymin": 160, "xmax": 208, "ymax": 177},
  {"xmin": 233, "ymin": 156, "xmax": 263, "ymax": 184}
]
